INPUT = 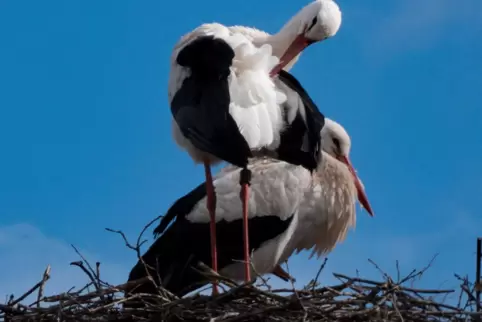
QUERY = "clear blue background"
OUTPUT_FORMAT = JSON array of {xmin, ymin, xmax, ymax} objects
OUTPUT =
[{"xmin": 1, "ymin": 0, "xmax": 481, "ymax": 301}]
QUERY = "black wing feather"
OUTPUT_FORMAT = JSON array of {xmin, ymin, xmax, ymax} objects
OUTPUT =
[
  {"xmin": 128, "ymin": 214, "xmax": 294, "ymax": 297},
  {"xmin": 276, "ymin": 70, "xmax": 325, "ymax": 171},
  {"xmin": 171, "ymin": 36, "xmax": 252, "ymax": 168},
  {"xmin": 152, "ymin": 182, "xmax": 206, "ymax": 238}
]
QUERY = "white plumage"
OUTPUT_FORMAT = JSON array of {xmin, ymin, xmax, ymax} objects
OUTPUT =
[
  {"xmin": 188, "ymin": 161, "xmax": 309, "ymax": 224},
  {"xmin": 288, "ymin": 152, "xmax": 357, "ymax": 258},
  {"xmin": 187, "ymin": 119, "xmax": 371, "ymax": 280},
  {"xmin": 169, "ymin": 0, "xmax": 342, "ymax": 165},
  {"xmin": 166, "ymin": 0, "xmax": 344, "ymax": 287},
  {"xmin": 169, "ymin": 23, "xmax": 287, "ymax": 162},
  {"xmin": 231, "ymin": 0, "xmax": 341, "ymax": 76},
  {"xmin": 126, "ymin": 119, "xmax": 373, "ymax": 296}
]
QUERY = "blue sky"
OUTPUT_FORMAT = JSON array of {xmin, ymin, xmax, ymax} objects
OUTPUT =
[{"xmin": 1, "ymin": 0, "xmax": 481, "ymax": 302}]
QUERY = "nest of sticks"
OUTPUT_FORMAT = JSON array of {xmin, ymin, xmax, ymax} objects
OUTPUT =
[{"xmin": 1, "ymin": 224, "xmax": 481, "ymax": 322}]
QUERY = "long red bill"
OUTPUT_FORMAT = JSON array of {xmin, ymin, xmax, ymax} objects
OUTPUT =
[
  {"xmin": 338, "ymin": 155, "xmax": 374, "ymax": 217},
  {"xmin": 269, "ymin": 34, "xmax": 311, "ymax": 77}
]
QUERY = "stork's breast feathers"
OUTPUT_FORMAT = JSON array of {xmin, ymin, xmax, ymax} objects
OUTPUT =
[{"xmin": 289, "ymin": 155, "xmax": 358, "ymax": 258}]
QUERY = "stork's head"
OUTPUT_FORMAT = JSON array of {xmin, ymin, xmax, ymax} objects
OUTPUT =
[
  {"xmin": 321, "ymin": 119, "xmax": 374, "ymax": 217},
  {"xmin": 271, "ymin": 0, "xmax": 342, "ymax": 76}
]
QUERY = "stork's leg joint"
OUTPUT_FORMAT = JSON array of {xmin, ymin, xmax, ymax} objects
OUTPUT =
[{"xmin": 239, "ymin": 168, "xmax": 252, "ymax": 186}]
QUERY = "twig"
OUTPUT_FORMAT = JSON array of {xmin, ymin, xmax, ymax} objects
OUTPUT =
[
  {"xmin": 70, "ymin": 261, "xmax": 105, "ymax": 302},
  {"xmin": 70, "ymin": 245, "xmax": 98, "ymax": 285},
  {"xmin": 1, "ymin": 239, "xmax": 479, "ymax": 322},
  {"xmin": 396, "ymin": 260, "xmax": 401, "ymax": 283},
  {"xmin": 7, "ymin": 265, "xmax": 50, "ymax": 308},
  {"xmin": 368, "ymin": 258, "xmax": 391, "ymax": 282},
  {"xmin": 310, "ymin": 257, "xmax": 328, "ymax": 292},
  {"xmin": 105, "ymin": 215, "xmax": 168, "ymax": 300},
  {"xmin": 36, "ymin": 265, "xmax": 51, "ymax": 308}
]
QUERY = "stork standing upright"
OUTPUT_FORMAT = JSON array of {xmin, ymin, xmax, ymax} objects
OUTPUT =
[
  {"xmin": 168, "ymin": 0, "xmax": 342, "ymax": 288},
  {"xmin": 127, "ymin": 119, "xmax": 374, "ymax": 297}
]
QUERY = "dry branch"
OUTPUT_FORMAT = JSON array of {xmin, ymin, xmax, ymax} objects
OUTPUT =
[{"xmin": 1, "ymin": 227, "xmax": 481, "ymax": 322}]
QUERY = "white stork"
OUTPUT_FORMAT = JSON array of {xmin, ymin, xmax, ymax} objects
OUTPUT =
[
  {"xmin": 168, "ymin": 0, "xmax": 342, "ymax": 288},
  {"xmin": 127, "ymin": 119, "xmax": 373, "ymax": 297}
]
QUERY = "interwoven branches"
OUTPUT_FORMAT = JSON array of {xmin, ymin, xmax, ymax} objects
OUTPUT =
[{"xmin": 1, "ymin": 219, "xmax": 480, "ymax": 322}]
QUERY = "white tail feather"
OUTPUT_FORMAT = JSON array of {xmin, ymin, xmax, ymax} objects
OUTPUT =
[{"xmin": 228, "ymin": 42, "xmax": 287, "ymax": 150}]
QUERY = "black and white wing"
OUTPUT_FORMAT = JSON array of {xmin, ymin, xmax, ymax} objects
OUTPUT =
[
  {"xmin": 275, "ymin": 70, "xmax": 325, "ymax": 171},
  {"xmin": 127, "ymin": 158, "xmax": 311, "ymax": 296},
  {"xmin": 168, "ymin": 23, "xmax": 287, "ymax": 167}
]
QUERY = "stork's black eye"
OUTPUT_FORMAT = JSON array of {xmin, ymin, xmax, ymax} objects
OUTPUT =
[
  {"xmin": 308, "ymin": 16, "xmax": 318, "ymax": 31},
  {"xmin": 333, "ymin": 138, "xmax": 340, "ymax": 149}
]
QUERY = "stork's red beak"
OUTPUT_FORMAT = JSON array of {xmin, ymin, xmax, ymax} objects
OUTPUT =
[
  {"xmin": 338, "ymin": 155, "xmax": 374, "ymax": 217},
  {"xmin": 270, "ymin": 34, "xmax": 312, "ymax": 77}
]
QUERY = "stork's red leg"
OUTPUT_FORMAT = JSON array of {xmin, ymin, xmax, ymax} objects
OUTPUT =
[
  {"xmin": 204, "ymin": 161, "xmax": 218, "ymax": 295},
  {"xmin": 239, "ymin": 168, "xmax": 252, "ymax": 282}
]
